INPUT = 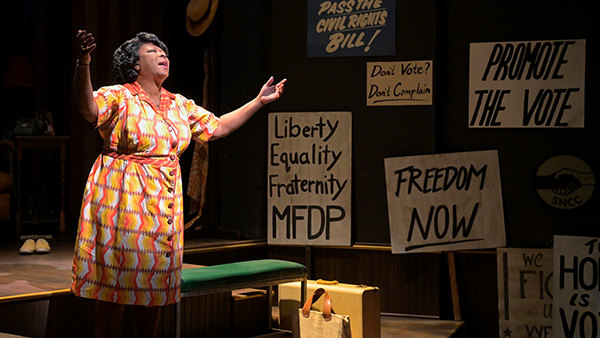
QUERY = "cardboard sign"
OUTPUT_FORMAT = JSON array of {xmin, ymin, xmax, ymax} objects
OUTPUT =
[
  {"xmin": 366, "ymin": 61, "xmax": 433, "ymax": 106},
  {"xmin": 268, "ymin": 112, "xmax": 352, "ymax": 246},
  {"xmin": 469, "ymin": 39, "xmax": 585, "ymax": 128},
  {"xmin": 497, "ymin": 248, "xmax": 553, "ymax": 338},
  {"xmin": 384, "ymin": 150, "xmax": 506, "ymax": 254},
  {"xmin": 553, "ymin": 235, "xmax": 600, "ymax": 338}
]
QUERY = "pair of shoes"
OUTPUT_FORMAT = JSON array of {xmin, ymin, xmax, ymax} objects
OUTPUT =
[{"xmin": 19, "ymin": 238, "xmax": 51, "ymax": 255}]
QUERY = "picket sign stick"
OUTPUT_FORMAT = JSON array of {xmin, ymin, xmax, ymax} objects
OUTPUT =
[
  {"xmin": 305, "ymin": 245, "xmax": 312, "ymax": 278},
  {"xmin": 447, "ymin": 251, "xmax": 462, "ymax": 321}
]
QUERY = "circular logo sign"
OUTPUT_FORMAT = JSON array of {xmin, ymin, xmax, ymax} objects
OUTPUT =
[{"xmin": 534, "ymin": 155, "xmax": 595, "ymax": 210}]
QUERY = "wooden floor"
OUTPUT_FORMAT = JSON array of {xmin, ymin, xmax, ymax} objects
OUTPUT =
[
  {"xmin": 381, "ymin": 315, "xmax": 463, "ymax": 338},
  {"xmin": 1, "ymin": 317, "xmax": 462, "ymax": 338},
  {"xmin": 0, "ymin": 238, "xmax": 462, "ymax": 337},
  {"xmin": 0, "ymin": 239, "xmax": 73, "ymax": 298}
]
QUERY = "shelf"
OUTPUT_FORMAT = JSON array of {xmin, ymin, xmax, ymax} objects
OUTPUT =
[{"xmin": 13, "ymin": 136, "xmax": 70, "ymax": 238}]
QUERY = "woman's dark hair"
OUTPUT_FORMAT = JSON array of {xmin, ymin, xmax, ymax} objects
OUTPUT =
[{"xmin": 112, "ymin": 32, "xmax": 169, "ymax": 84}]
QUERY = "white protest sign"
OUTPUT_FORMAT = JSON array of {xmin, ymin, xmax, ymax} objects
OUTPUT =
[
  {"xmin": 366, "ymin": 61, "xmax": 433, "ymax": 106},
  {"xmin": 553, "ymin": 235, "xmax": 600, "ymax": 338},
  {"xmin": 268, "ymin": 112, "xmax": 352, "ymax": 246},
  {"xmin": 497, "ymin": 248, "xmax": 553, "ymax": 338},
  {"xmin": 384, "ymin": 150, "xmax": 505, "ymax": 254},
  {"xmin": 469, "ymin": 39, "xmax": 585, "ymax": 128}
]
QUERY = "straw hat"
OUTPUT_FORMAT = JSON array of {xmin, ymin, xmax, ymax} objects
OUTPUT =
[{"xmin": 186, "ymin": 0, "xmax": 219, "ymax": 36}]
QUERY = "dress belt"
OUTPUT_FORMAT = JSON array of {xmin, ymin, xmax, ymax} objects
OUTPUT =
[{"xmin": 102, "ymin": 150, "xmax": 179, "ymax": 167}]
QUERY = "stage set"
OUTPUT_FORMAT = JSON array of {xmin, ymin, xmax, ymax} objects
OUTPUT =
[{"xmin": 0, "ymin": 237, "xmax": 463, "ymax": 338}]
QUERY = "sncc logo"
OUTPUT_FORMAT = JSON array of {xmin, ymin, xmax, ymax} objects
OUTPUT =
[{"xmin": 534, "ymin": 155, "xmax": 595, "ymax": 210}]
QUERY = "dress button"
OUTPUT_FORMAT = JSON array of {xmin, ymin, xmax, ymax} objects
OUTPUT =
[
  {"xmin": 167, "ymin": 235, "xmax": 173, "ymax": 241},
  {"xmin": 168, "ymin": 218, "xmax": 173, "ymax": 224},
  {"xmin": 171, "ymin": 142, "xmax": 177, "ymax": 148},
  {"xmin": 168, "ymin": 203, "xmax": 174, "ymax": 208},
  {"xmin": 170, "ymin": 155, "xmax": 176, "ymax": 161},
  {"xmin": 168, "ymin": 188, "xmax": 174, "ymax": 193},
  {"xmin": 166, "ymin": 251, "xmax": 172, "ymax": 258},
  {"xmin": 169, "ymin": 170, "xmax": 175, "ymax": 176}
]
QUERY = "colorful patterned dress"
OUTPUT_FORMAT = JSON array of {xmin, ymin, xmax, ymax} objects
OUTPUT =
[{"xmin": 71, "ymin": 82, "xmax": 220, "ymax": 306}]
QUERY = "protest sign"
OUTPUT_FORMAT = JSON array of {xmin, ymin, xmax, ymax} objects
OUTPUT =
[
  {"xmin": 553, "ymin": 235, "xmax": 600, "ymax": 338},
  {"xmin": 307, "ymin": 0, "xmax": 396, "ymax": 57},
  {"xmin": 384, "ymin": 150, "xmax": 505, "ymax": 253},
  {"xmin": 469, "ymin": 39, "xmax": 585, "ymax": 128},
  {"xmin": 498, "ymin": 248, "xmax": 553, "ymax": 338},
  {"xmin": 366, "ymin": 60, "xmax": 433, "ymax": 106},
  {"xmin": 268, "ymin": 112, "xmax": 352, "ymax": 246}
]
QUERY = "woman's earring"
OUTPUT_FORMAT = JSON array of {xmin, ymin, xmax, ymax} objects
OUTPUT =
[{"xmin": 134, "ymin": 65, "xmax": 140, "ymax": 71}]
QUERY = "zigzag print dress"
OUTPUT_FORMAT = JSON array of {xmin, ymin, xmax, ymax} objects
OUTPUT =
[{"xmin": 71, "ymin": 82, "xmax": 219, "ymax": 306}]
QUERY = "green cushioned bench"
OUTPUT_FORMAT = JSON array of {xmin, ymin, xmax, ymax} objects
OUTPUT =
[{"xmin": 176, "ymin": 259, "xmax": 308, "ymax": 338}]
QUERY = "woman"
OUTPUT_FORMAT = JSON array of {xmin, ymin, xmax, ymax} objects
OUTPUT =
[{"xmin": 72, "ymin": 30, "xmax": 285, "ymax": 337}]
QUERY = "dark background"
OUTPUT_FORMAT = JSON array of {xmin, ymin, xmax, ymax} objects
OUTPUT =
[{"xmin": 0, "ymin": 0, "xmax": 596, "ymax": 247}]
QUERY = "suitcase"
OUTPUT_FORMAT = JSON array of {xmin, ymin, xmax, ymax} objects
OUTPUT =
[{"xmin": 278, "ymin": 279, "xmax": 381, "ymax": 338}]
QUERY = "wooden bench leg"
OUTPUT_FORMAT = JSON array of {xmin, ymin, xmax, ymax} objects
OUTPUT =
[{"xmin": 267, "ymin": 286, "xmax": 273, "ymax": 331}]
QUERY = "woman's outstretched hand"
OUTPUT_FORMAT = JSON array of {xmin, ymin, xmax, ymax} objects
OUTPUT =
[
  {"xmin": 258, "ymin": 76, "xmax": 287, "ymax": 105},
  {"xmin": 75, "ymin": 29, "xmax": 96, "ymax": 65}
]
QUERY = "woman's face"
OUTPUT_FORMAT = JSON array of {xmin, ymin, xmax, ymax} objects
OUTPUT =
[{"xmin": 136, "ymin": 43, "xmax": 169, "ymax": 83}]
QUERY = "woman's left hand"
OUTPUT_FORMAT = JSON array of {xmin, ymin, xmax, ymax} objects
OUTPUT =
[{"xmin": 258, "ymin": 76, "xmax": 287, "ymax": 105}]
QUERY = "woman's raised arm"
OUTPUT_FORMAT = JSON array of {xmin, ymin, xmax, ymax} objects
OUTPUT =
[{"xmin": 73, "ymin": 29, "xmax": 99, "ymax": 124}]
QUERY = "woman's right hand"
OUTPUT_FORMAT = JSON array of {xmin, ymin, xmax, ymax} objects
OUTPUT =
[{"xmin": 75, "ymin": 29, "xmax": 96, "ymax": 65}]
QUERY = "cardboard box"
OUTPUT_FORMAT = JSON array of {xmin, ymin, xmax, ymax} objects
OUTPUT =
[{"xmin": 278, "ymin": 280, "xmax": 381, "ymax": 338}]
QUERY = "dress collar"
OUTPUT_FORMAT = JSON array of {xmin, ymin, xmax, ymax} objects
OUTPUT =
[{"xmin": 124, "ymin": 81, "xmax": 176, "ymax": 111}]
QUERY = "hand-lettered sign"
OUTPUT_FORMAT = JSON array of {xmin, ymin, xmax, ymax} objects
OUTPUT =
[
  {"xmin": 553, "ymin": 235, "xmax": 600, "ymax": 338},
  {"xmin": 469, "ymin": 39, "xmax": 585, "ymax": 128},
  {"xmin": 384, "ymin": 150, "xmax": 506, "ymax": 254},
  {"xmin": 366, "ymin": 61, "xmax": 433, "ymax": 106},
  {"xmin": 497, "ymin": 248, "xmax": 553, "ymax": 338},
  {"xmin": 307, "ymin": 0, "xmax": 396, "ymax": 57},
  {"xmin": 268, "ymin": 112, "xmax": 352, "ymax": 246}
]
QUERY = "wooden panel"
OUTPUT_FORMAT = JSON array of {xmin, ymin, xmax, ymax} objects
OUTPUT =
[
  {"xmin": 4, "ymin": 292, "xmax": 239, "ymax": 338},
  {"xmin": 46, "ymin": 294, "xmax": 94, "ymax": 338},
  {"xmin": 176, "ymin": 293, "xmax": 232, "ymax": 338},
  {"xmin": 269, "ymin": 246, "xmax": 440, "ymax": 316},
  {"xmin": 231, "ymin": 291, "xmax": 271, "ymax": 338},
  {"xmin": 183, "ymin": 244, "xmax": 269, "ymax": 266},
  {"xmin": 0, "ymin": 299, "xmax": 48, "ymax": 337},
  {"xmin": 452, "ymin": 252, "xmax": 498, "ymax": 338}
]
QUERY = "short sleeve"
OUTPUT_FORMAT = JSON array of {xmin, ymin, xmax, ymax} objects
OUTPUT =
[
  {"xmin": 93, "ymin": 85, "xmax": 125, "ymax": 139},
  {"xmin": 178, "ymin": 96, "xmax": 220, "ymax": 144}
]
